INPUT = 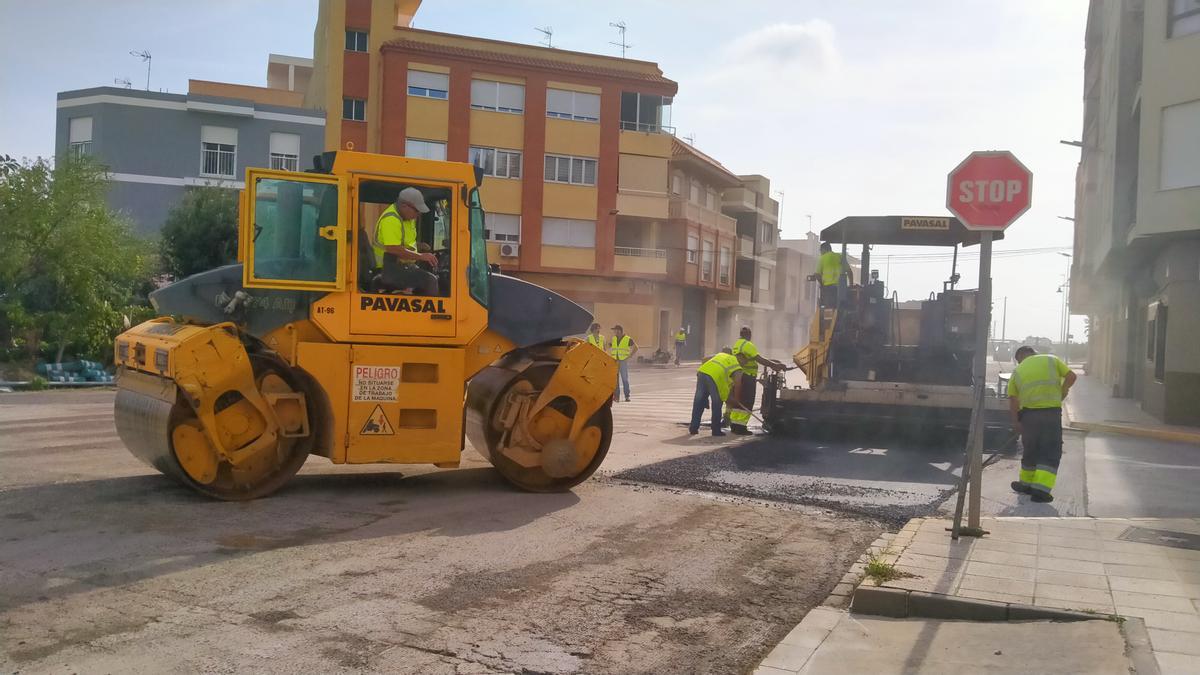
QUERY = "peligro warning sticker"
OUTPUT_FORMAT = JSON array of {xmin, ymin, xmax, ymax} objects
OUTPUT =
[{"xmin": 353, "ymin": 365, "xmax": 400, "ymax": 402}]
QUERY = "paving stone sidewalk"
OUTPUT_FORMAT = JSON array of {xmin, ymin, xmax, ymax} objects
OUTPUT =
[{"xmin": 865, "ymin": 517, "xmax": 1200, "ymax": 673}]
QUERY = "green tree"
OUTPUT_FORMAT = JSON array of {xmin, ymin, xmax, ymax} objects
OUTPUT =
[
  {"xmin": 0, "ymin": 155, "xmax": 150, "ymax": 363},
  {"xmin": 159, "ymin": 186, "xmax": 239, "ymax": 279}
]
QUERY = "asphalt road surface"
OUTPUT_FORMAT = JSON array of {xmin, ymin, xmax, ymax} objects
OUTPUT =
[{"xmin": 0, "ymin": 377, "xmax": 880, "ymax": 674}]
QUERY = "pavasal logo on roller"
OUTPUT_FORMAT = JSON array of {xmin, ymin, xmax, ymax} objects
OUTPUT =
[
  {"xmin": 360, "ymin": 295, "xmax": 449, "ymax": 314},
  {"xmin": 902, "ymin": 216, "xmax": 950, "ymax": 231}
]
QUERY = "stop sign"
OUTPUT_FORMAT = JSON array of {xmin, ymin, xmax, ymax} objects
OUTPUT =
[{"xmin": 946, "ymin": 151, "xmax": 1032, "ymax": 231}]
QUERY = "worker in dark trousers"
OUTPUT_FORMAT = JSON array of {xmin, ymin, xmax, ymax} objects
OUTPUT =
[
  {"xmin": 727, "ymin": 327, "xmax": 787, "ymax": 435},
  {"xmin": 1008, "ymin": 346, "xmax": 1077, "ymax": 503}
]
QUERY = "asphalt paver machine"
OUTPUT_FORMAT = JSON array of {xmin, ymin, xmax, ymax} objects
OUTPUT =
[{"xmin": 763, "ymin": 216, "xmax": 1012, "ymax": 440}]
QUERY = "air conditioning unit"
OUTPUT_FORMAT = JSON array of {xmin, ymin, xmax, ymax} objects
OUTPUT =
[{"xmin": 499, "ymin": 242, "xmax": 520, "ymax": 257}]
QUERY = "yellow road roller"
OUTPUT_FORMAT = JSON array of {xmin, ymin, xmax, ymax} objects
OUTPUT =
[{"xmin": 114, "ymin": 151, "xmax": 616, "ymax": 499}]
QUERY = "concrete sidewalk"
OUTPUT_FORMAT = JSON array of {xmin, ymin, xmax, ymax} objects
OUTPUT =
[
  {"xmin": 1064, "ymin": 373, "xmax": 1200, "ymax": 445},
  {"xmin": 843, "ymin": 517, "xmax": 1200, "ymax": 674}
]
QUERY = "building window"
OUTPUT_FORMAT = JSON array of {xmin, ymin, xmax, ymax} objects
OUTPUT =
[
  {"xmin": 200, "ymin": 125, "xmax": 237, "ymax": 177},
  {"xmin": 470, "ymin": 79, "xmax": 524, "ymax": 114},
  {"xmin": 486, "ymin": 213, "xmax": 520, "ymax": 242},
  {"xmin": 544, "ymin": 154, "xmax": 597, "ymax": 186},
  {"xmin": 705, "ymin": 190, "xmax": 714, "ymax": 210},
  {"xmin": 686, "ymin": 234, "xmax": 699, "ymax": 263},
  {"xmin": 469, "ymin": 146, "xmax": 522, "ymax": 179},
  {"xmin": 689, "ymin": 182, "xmax": 700, "ymax": 203},
  {"xmin": 672, "ymin": 174, "xmax": 683, "ymax": 195},
  {"xmin": 405, "ymin": 138, "xmax": 447, "ymax": 160},
  {"xmin": 542, "ymin": 217, "xmax": 596, "ymax": 248},
  {"xmin": 761, "ymin": 222, "xmax": 776, "ymax": 245},
  {"xmin": 408, "ymin": 70, "xmax": 449, "ymax": 99},
  {"xmin": 759, "ymin": 266, "xmax": 772, "ymax": 291},
  {"xmin": 719, "ymin": 246, "xmax": 732, "ymax": 285},
  {"xmin": 546, "ymin": 88, "xmax": 600, "ymax": 122},
  {"xmin": 701, "ymin": 240, "xmax": 714, "ymax": 282},
  {"xmin": 68, "ymin": 116, "xmax": 92, "ymax": 159},
  {"xmin": 342, "ymin": 97, "xmax": 365, "ymax": 121},
  {"xmin": 345, "ymin": 29, "xmax": 368, "ymax": 52},
  {"xmin": 1160, "ymin": 99, "xmax": 1200, "ymax": 190},
  {"xmin": 268, "ymin": 132, "xmax": 300, "ymax": 172},
  {"xmin": 619, "ymin": 92, "xmax": 672, "ymax": 132},
  {"xmin": 1169, "ymin": 0, "xmax": 1200, "ymax": 37}
]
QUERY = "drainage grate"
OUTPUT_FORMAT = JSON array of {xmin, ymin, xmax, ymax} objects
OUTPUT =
[{"xmin": 1117, "ymin": 526, "xmax": 1200, "ymax": 551}]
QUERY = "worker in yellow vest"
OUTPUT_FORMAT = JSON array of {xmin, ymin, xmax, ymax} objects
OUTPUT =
[
  {"xmin": 371, "ymin": 187, "xmax": 439, "ymax": 296},
  {"xmin": 689, "ymin": 349, "xmax": 754, "ymax": 436},
  {"xmin": 727, "ymin": 326, "xmax": 787, "ymax": 435},
  {"xmin": 585, "ymin": 323, "xmax": 605, "ymax": 350},
  {"xmin": 673, "ymin": 327, "xmax": 687, "ymax": 366},
  {"xmin": 809, "ymin": 242, "xmax": 853, "ymax": 308},
  {"xmin": 609, "ymin": 325, "xmax": 638, "ymax": 402},
  {"xmin": 1008, "ymin": 346, "xmax": 1077, "ymax": 503}
]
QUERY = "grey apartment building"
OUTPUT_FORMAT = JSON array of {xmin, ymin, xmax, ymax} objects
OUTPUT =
[
  {"xmin": 1071, "ymin": 0, "xmax": 1200, "ymax": 424},
  {"xmin": 54, "ymin": 56, "xmax": 324, "ymax": 234}
]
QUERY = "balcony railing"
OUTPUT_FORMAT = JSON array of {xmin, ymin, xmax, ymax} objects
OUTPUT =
[
  {"xmin": 738, "ymin": 235, "xmax": 755, "ymax": 255},
  {"xmin": 619, "ymin": 120, "xmax": 676, "ymax": 135},
  {"xmin": 614, "ymin": 246, "xmax": 667, "ymax": 259}
]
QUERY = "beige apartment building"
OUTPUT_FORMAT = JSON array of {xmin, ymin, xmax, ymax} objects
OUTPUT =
[{"xmin": 1072, "ymin": 0, "xmax": 1200, "ymax": 424}]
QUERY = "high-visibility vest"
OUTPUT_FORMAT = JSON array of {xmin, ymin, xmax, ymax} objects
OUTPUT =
[
  {"xmin": 675, "ymin": 330, "xmax": 687, "ymax": 343},
  {"xmin": 610, "ymin": 335, "xmax": 632, "ymax": 360},
  {"xmin": 819, "ymin": 251, "xmax": 843, "ymax": 286},
  {"xmin": 372, "ymin": 204, "xmax": 418, "ymax": 268},
  {"xmin": 698, "ymin": 352, "xmax": 743, "ymax": 401},
  {"xmin": 586, "ymin": 333, "xmax": 605, "ymax": 349},
  {"xmin": 732, "ymin": 338, "xmax": 760, "ymax": 377},
  {"xmin": 1007, "ymin": 354, "xmax": 1069, "ymax": 410}
]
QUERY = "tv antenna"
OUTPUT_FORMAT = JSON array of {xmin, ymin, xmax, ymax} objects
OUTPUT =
[
  {"xmin": 609, "ymin": 21, "xmax": 631, "ymax": 58},
  {"xmin": 682, "ymin": 133, "xmax": 695, "ymax": 145},
  {"xmin": 534, "ymin": 26, "xmax": 553, "ymax": 48},
  {"xmin": 114, "ymin": 77, "xmax": 132, "ymax": 89},
  {"xmin": 130, "ymin": 50, "xmax": 152, "ymax": 90}
]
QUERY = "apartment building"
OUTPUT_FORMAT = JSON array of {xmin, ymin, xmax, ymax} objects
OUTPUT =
[
  {"xmin": 718, "ymin": 176, "xmax": 781, "ymax": 350},
  {"xmin": 307, "ymin": 0, "xmax": 705, "ymax": 352},
  {"xmin": 775, "ymin": 234, "xmax": 823, "ymax": 354},
  {"xmin": 1071, "ymin": 0, "xmax": 1200, "ymax": 424},
  {"xmin": 54, "ymin": 55, "xmax": 323, "ymax": 234}
]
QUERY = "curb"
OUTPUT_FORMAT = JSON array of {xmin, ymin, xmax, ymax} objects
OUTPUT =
[
  {"xmin": 1063, "ymin": 403, "xmax": 1200, "ymax": 445},
  {"xmin": 1066, "ymin": 420, "xmax": 1200, "ymax": 445},
  {"xmin": 850, "ymin": 585, "xmax": 1104, "ymax": 622}
]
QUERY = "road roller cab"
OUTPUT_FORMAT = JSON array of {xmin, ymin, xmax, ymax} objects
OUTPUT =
[{"xmin": 114, "ymin": 151, "xmax": 617, "ymax": 500}]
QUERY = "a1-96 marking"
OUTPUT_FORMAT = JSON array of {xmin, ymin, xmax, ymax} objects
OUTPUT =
[{"xmin": 315, "ymin": 306, "xmax": 336, "ymax": 315}]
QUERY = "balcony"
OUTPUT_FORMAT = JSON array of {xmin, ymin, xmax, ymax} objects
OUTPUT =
[
  {"xmin": 738, "ymin": 235, "xmax": 754, "ymax": 257},
  {"xmin": 668, "ymin": 197, "xmax": 736, "ymax": 232},
  {"xmin": 722, "ymin": 186, "xmax": 757, "ymax": 213},
  {"xmin": 614, "ymin": 246, "xmax": 667, "ymax": 275}
]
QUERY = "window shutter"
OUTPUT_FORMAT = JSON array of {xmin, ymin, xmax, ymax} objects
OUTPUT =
[
  {"xmin": 201, "ymin": 125, "xmax": 237, "ymax": 145},
  {"xmin": 269, "ymin": 132, "xmax": 300, "ymax": 156},
  {"xmin": 408, "ymin": 70, "xmax": 449, "ymax": 90},
  {"xmin": 497, "ymin": 82, "xmax": 524, "ymax": 110},
  {"xmin": 575, "ymin": 92, "xmax": 600, "ymax": 119},
  {"xmin": 546, "ymin": 88, "xmax": 573, "ymax": 115},
  {"xmin": 69, "ymin": 116, "xmax": 92, "ymax": 143},
  {"xmin": 470, "ymin": 79, "xmax": 494, "ymax": 107}
]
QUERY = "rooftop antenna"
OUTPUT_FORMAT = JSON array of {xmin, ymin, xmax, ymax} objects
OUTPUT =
[
  {"xmin": 682, "ymin": 133, "xmax": 695, "ymax": 145},
  {"xmin": 114, "ymin": 77, "xmax": 132, "ymax": 89},
  {"xmin": 535, "ymin": 26, "xmax": 553, "ymax": 48},
  {"xmin": 130, "ymin": 49, "xmax": 152, "ymax": 90},
  {"xmin": 609, "ymin": 21, "xmax": 631, "ymax": 58}
]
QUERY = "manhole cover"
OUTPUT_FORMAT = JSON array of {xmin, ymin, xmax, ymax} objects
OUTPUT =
[{"xmin": 1118, "ymin": 526, "xmax": 1200, "ymax": 551}]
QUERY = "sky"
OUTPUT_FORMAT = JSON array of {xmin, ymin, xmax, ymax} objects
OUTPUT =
[{"xmin": 0, "ymin": 0, "xmax": 1088, "ymax": 342}]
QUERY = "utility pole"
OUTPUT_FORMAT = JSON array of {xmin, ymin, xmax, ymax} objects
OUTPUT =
[
  {"xmin": 1001, "ymin": 296, "xmax": 1007, "ymax": 341},
  {"xmin": 130, "ymin": 50, "xmax": 152, "ymax": 90},
  {"xmin": 534, "ymin": 26, "xmax": 553, "ymax": 48},
  {"xmin": 609, "ymin": 21, "xmax": 631, "ymax": 58}
]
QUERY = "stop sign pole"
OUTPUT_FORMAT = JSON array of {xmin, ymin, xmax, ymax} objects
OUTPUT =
[{"xmin": 945, "ymin": 151, "xmax": 1032, "ymax": 538}]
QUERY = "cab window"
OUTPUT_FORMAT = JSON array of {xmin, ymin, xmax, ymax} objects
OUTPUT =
[
  {"xmin": 357, "ymin": 180, "xmax": 452, "ymax": 298},
  {"xmin": 251, "ymin": 178, "xmax": 339, "ymax": 284}
]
